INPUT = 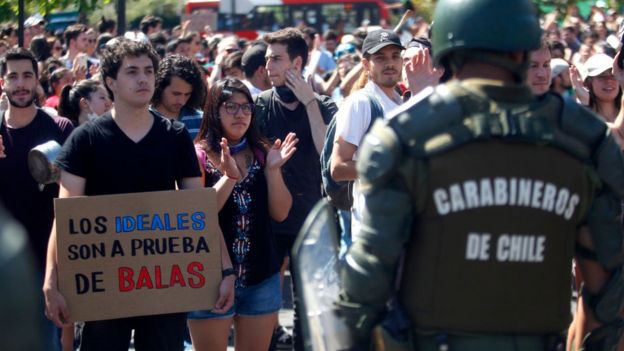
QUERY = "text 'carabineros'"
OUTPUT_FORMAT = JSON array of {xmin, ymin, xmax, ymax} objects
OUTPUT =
[{"xmin": 433, "ymin": 177, "xmax": 580, "ymax": 220}]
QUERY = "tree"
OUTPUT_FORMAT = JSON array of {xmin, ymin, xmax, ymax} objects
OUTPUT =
[{"xmin": 0, "ymin": 0, "xmax": 112, "ymax": 24}]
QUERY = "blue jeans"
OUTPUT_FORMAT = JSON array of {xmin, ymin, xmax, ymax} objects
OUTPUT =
[
  {"xmin": 188, "ymin": 273, "xmax": 281, "ymax": 319},
  {"xmin": 338, "ymin": 209, "xmax": 352, "ymax": 261}
]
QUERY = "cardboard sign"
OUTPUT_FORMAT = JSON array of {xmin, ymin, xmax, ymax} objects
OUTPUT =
[
  {"xmin": 182, "ymin": 12, "xmax": 218, "ymax": 33},
  {"xmin": 54, "ymin": 188, "xmax": 221, "ymax": 322}
]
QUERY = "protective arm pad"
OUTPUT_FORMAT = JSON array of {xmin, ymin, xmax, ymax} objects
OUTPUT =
[
  {"xmin": 581, "ymin": 319, "xmax": 624, "ymax": 351},
  {"xmin": 582, "ymin": 268, "xmax": 624, "ymax": 325},
  {"xmin": 585, "ymin": 191, "xmax": 624, "ymax": 270},
  {"xmin": 336, "ymin": 121, "xmax": 413, "ymax": 341},
  {"xmin": 593, "ymin": 131, "xmax": 624, "ymax": 198}
]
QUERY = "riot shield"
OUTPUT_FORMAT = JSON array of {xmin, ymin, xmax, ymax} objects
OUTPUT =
[{"xmin": 292, "ymin": 199, "xmax": 352, "ymax": 351}]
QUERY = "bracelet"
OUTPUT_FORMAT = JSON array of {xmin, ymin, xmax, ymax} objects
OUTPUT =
[
  {"xmin": 222, "ymin": 268, "xmax": 236, "ymax": 278},
  {"xmin": 304, "ymin": 98, "xmax": 316, "ymax": 107}
]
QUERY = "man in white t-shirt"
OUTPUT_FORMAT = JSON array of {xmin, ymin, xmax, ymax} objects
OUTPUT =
[{"xmin": 330, "ymin": 29, "xmax": 405, "ymax": 243}]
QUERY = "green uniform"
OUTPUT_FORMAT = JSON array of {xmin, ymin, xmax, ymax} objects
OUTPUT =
[
  {"xmin": 332, "ymin": 1, "xmax": 624, "ymax": 349},
  {"xmin": 336, "ymin": 79, "xmax": 624, "ymax": 350}
]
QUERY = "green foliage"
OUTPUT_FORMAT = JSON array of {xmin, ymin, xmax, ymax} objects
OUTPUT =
[
  {"xmin": 0, "ymin": 0, "xmax": 113, "ymax": 24},
  {"xmin": 89, "ymin": 0, "xmax": 182, "ymax": 31}
]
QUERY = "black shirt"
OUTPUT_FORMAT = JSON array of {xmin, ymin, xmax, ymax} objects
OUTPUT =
[
  {"xmin": 56, "ymin": 112, "xmax": 200, "ymax": 196},
  {"xmin": 258, "ymin": 92, "xmax": 336, "ymax": 235},
  {"xmin": 0, "ymin": 109, "xmax": 74, "ymax": 271},
  {"xmin": 203, "ymin": 155, "xmax": 280, "ymax": 287}
]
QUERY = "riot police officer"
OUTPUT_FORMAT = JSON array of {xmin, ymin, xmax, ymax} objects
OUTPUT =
[{"xmin": 334, "ymin": 0, "xmax": 624, "ymax": 350}]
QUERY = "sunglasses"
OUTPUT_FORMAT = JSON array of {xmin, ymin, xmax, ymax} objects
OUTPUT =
[
  {"xmin": 335, "ymin": 46, "xmax": 356, "ymax": 60},
  {"xmin": 53, "ymin": 46, "xmax": 63, "ymax": 51},
  {"xmin": 222, "ymin": 101, "xmax": 254, "ymax": 116}
]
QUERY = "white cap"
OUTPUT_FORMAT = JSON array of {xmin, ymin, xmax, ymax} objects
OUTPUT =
[
  {"xmin": 24, "ymin": 14, "xmax": 45, "ymax": 28},
  {"xmin": 550, "ymin": 58, "xmax": 569, "ymax": 77},
  {"xmin": 123, "ymin": 31, "xmax": 150, "ymax": 44},
  {"xmin": 582, "ymin": 53, "xmax": 613, "ymax": 81}
]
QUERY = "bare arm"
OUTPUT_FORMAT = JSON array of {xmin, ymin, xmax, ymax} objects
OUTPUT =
[
  {"xmin": 179, "ymin": 168, "xmax": 235, "ymax": 312},
  {"xmin": 567, "ymin": 226, "xmax": 612, "ymax": 351},
  {"xmin": 304, "ymin": 99, "xmax": 327, "ymax": 154},
  {"xmin": 317, "ymin": 69, "xmax": 341, "ymax": 96},
  {"xmin": 265, "ymin": 168, "xmax": 292, "ymax": 222},
  {"xmin": 339, "ymin": 62, "xmax": 363, "ymax": 97},
  {"xmin": 211, "ymin": 138, "xmax": 242, "ymax": 210},
  {"xmin": 265, "ymin": 133, "xmax": 298, "ymax": 221},
  {"xmin": 570, "ymin": 64, "xmax": 590, "ymax": 106},
  {"xmin": 43, "ymin": 171, "xmax": 86, "ymax": 327},
  {"xmin": 207, "ymin": 52, "xmax": 227, "ymax": 90},
  {"xmin": 213, "ymin": 176, "xmax": 237, "ymax": 210},
  {"xmin": 330, "ymin": 137, "xmax": 358, "ymax": 181}
]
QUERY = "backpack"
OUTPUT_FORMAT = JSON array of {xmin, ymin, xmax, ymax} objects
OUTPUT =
[{"xmin": 320, "ymin": 92, "xmax": 383, "ymax": 211}]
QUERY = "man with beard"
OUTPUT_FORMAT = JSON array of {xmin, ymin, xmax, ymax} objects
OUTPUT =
[
  {"xmin": 0, "ymin": 48, "xmax": 73, "ymax": 350},
  {"xmin": 549, "ymin": 58, "xmax": 573, "ymax": 97},
  {"xmin": 151, "ymin": 54, "xmax": 205, "ymax": 140},
  {"xmin": 330, "ymin": 29, "xmax": 404, "ymax": 245}
]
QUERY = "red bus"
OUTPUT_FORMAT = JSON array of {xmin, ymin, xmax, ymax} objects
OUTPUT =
[{"xmin": 185, "ymin": 0, "xmax": 390, "ymax": 39}]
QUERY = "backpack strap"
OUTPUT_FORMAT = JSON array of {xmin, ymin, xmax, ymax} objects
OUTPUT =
[
  {"xmin": 254, "ymin": 90, "xmax": 273, "ymax": 137},
  {"xmin": 361, "ymin": 91, "xmax": 384, "ymax": 133}
]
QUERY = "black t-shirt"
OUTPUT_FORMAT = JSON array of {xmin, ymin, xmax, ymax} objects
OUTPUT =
[
  {"xmin": 257, "ymin": 92, "xmax": 336, "ymax": 235},
  {"xmin": 0, "ymin": 109, "xmax": 74, "ymax": 271},
  {"xmin": 203, "ymin": 155, "xmax": 280, "ymax": 287},
  {"xmin": 56, "ymin": 112, "xmax": 200, "ymax": 196}
]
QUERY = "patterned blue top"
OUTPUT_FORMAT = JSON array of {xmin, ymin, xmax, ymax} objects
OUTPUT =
[{"xmin": 149, "ymin": 106, "xmax": 203, "ymax": 141}]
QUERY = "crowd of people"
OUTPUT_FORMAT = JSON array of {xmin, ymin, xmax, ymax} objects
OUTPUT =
[{"xmin": 2, "ymin": 1, "xmax": 624, "ymax": 350}]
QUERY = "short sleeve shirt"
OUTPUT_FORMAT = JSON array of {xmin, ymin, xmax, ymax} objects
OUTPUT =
[{"xmin": 56, "ymin": 112, "xmax": 200, "ymax": 196}]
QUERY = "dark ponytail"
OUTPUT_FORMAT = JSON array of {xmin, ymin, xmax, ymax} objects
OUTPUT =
[{"xmin": 57, "ymin": 80, "xmax": 101, "ymax": 125}]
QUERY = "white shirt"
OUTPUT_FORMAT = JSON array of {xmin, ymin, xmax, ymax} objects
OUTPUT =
[
  {"xmin": 333, "ymin": 81, "xmax": 402, "ymax": 242},
  {"xmin": 242, "ymin": 79, "xmax": 263, "ymax": 98}
]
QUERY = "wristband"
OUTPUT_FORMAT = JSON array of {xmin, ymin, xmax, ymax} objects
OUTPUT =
[{"xmin": 222, "ymin": 268, "xmax": 236, "ymax": 278}]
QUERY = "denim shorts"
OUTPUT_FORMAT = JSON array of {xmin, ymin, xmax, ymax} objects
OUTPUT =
[{"xmin": 188, "ymin": 272, "xmax": 281, "ymax": 319}]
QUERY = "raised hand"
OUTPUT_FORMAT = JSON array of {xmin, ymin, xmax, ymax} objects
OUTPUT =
[
  {"xmin": 405, "ymin": 48, "xmax": 442, "ymax": 95},
  {"xmin": 285, "ymin": 69, "xmax": 315, "ymax": 105},
  {"xmin": 266, "ymin": 132, "xmax": 298, "ymax": 171},
  {"xmin": 612, "ymin": 50, "xmax": 624, "ymax": 85},
  {"xmin": 220, "ymin": 138, "xmax": 241, "ymax": 180},
  {"xmin": 570, "ymin": 64, "xmax": 589, "ymax": 106},
  {"xmin": 72, "ymin": 54, "xmax": 88, "ymax": 81}
]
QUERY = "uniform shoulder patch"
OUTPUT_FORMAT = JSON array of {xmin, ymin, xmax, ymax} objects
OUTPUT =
[
  {"xmin": 357, "ymin": 121, "xmax": 402, "ymax": 188},
  {"xmin": 386, "ymin": 84, "xmax": 464, "ymax": 157},
  {"xmin": 386, "ymin": 86, "xmax": 434, "ymax": 121}
]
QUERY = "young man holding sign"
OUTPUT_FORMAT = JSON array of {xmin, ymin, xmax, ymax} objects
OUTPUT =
[{"xmin": 43, "ymin": 39, "xmax": 235, "ymax": 350}]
